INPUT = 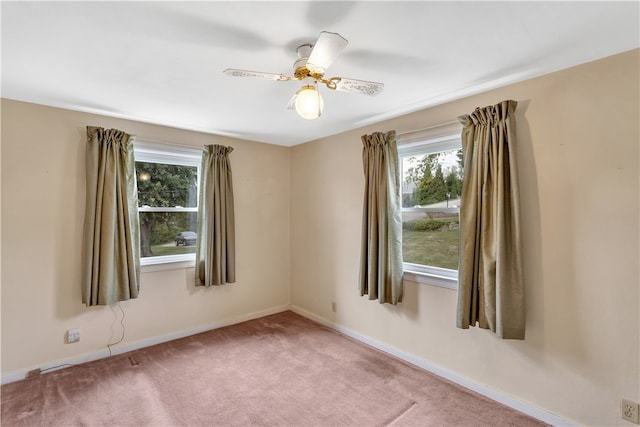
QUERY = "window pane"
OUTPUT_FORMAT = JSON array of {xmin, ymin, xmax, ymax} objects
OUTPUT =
[
  {"xmin": 402, "ymin": 211, "xmax": 459, "ymax": 270},
  {"xmin": 139, "ymin": 211, "xmax": 197, "ymax": 258},
  {"xmin": 136, "ymin": 162, "xmax": 198, "ymax": 208},
  {"xmin": 401, "ymin": 147, "xmax": 462, "ymax": 270},
  {"xmin": 401, "ymin": 148, "xmax": 463, "ymax": 208}
]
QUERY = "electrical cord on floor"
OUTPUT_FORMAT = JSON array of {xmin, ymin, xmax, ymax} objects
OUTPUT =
[
  {"xmin": 107, "ymin": 301, "xmax": 126, "ymax": 357},
  {"xmin": 25, "ymin": 302, "xmax": 128, "ymax": 379}
]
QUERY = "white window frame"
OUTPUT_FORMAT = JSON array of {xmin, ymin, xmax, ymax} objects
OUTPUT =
[
  {"xmin": 397, "ymin": 123, "xmax": 462, "ymax": 290},
  {"xmin": 132, "ymin": 138, "xmax": 202, "ymax": 272}
]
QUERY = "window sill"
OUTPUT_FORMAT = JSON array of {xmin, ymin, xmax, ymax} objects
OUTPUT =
[
  {"xmin": 140, "ymin": 257, "xmax": 195, "ymax": 273},
  {"xmin": 403, "ymin": 268, "xmax": 458, "ymax": 290}
]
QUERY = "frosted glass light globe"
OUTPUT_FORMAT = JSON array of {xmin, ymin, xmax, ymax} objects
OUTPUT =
[{"xmin": 295, "ymin": 86, "xmax": 324, "ymax": 120}]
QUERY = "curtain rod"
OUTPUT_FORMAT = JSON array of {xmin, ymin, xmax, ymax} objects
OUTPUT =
[
  {"xmin": 131, "ymin": 136, "xmax": 210, "ymax": 152},
  {"xmin": 396, "ymin": 120, "xmax": 461, "ymax": 137}
]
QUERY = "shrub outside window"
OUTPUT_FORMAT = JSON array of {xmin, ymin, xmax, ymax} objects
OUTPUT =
[
  {"xmin": 133, "ymin": 139, "xmax": 201, "ymax": 269},
  {"xmin": 398, "ymin": 126, "xmax": 462, "ymax": 289}
]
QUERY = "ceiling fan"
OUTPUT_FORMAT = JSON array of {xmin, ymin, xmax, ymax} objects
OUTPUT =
[{"xmin": 223, "ymin": 31, "xmax": 384, "ymax": 120}]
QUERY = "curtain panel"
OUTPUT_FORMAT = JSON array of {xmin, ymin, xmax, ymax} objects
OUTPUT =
[
  {"xmin": 456, "ymin": 100, "xmax": 525, "ymax": 339},
  {"xmin": 195, "ymin": 144, "xmax": 236, "ymax": 287},
  {"xmin": 359, "ymin": 131, "xmax": 404, "ymax": 304},
  {"xmin": 81, "ymin": 126, "xmax": 140, "ymax": 306}
]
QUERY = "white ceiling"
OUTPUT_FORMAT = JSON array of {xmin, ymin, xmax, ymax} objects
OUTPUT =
[{"xmin": 2, "ymin": 1, "xmax": 638, "ymax": 146}]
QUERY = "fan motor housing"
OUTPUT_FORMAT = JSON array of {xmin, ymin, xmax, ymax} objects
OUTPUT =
[{"xmin": 294, "ymin": 44, "xmax": 319, "ymax": 79}]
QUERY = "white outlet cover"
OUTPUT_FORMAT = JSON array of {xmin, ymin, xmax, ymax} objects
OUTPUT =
[
  {"xmin": 67, "ymin": 328, "xmax": 80, "ymax": 343},
  {"xmin": 622, "ymin": 399, "xmax": 639, "ymax": 424}
]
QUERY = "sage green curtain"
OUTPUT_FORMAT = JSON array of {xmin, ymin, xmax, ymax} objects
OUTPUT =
[
  {"xmin": 456, "ymin": 100, "xmax": 525, "ymax": 339},
  {"xmin": 359, "ymin": 131, "xmax": 403, "ymax": 304},
  {"xmin": 195, "ymin": 145, "xmax": 236, "ymax": 287},
  {"xmin": 82, "ymin": 127, "xmax": 140, "ymax": 306}
]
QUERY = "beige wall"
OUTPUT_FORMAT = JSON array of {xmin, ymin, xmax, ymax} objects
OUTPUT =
[
  {"xmin": 290, "ymin": 49, "xmax": 639, "ymax": 426},
  {"xmin": 1, "ymin": 101, "xmax": 290, "ymax": 376}
]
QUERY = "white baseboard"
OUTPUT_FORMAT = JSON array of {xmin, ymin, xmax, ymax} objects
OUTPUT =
[
  {"xmin": 1, "ymin": 304, "xmax": 290, "ymax": 385},
  {"xmin": 289, "ymin": 304, "xmax": 574, "ymax": 427}
]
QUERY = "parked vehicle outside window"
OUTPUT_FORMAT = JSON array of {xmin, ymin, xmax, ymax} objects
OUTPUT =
[{"xmin": 175, "ymin": 231, "xmax": 197, "ymax": 246}]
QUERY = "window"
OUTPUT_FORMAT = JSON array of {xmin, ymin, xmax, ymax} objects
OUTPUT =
[
  {"xmin": 397, "ymin": 124, "xmax": 463, "ymax": 289},
  {"xmin": 133, "ymin": 139, "xmax": 202, "ymax": 271}
]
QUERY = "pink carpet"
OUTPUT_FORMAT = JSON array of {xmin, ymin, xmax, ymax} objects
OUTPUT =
[{"xmin": 1, "ymin": 311, "xmax": 547, "ymax": 426}]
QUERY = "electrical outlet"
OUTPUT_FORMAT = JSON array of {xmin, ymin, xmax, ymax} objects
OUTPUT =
[
  {"xmin": 331, "ymin": 302, "xmax": 337, "ymax": 313},
  {"xmin": 622, "ymin": 399, "xmax": 639, "ymax": 424},
  {"xmin": 66, "ymin": 328, "xmax": 80, "ymax": 344}
]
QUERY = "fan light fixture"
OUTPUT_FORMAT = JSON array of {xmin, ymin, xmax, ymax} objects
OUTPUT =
[
  {"xmin": 294, "ymin": 85, "xmax": 324, "ymax": 120},
  {"xmin": 223, "ymin": 32, "xmax": 384, "ymax": 121}
]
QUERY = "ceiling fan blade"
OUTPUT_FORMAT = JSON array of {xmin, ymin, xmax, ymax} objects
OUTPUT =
[
  {"xmin": 306, "ymin": 31, "xmax": 348, "ymax": 74},
  {"xmin": 286, "ymin": 94, "xmax": 297, "ymax": 110},
  {"xmin": 223, "ymin": 69, "xmax": 290, "ymax": 81},
  {"xmin": 333, "ymin": 77, "xmax": 384, "ymax": 96}
]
